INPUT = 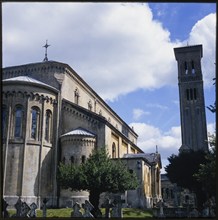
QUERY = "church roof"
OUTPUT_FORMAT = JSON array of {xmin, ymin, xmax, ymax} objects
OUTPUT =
[
  {"xmin": 123, "ymin": 152, "xmax": 162, "ymax": 167},
  {"xmin": 61, "ymin": 127, "xmax": 96, "ymax": 137},
  {"xmin": 3, "ymin": 76, "xmax": 57, "ymax": 91}
]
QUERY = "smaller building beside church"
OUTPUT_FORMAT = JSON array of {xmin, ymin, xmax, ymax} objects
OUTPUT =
[{"xmin": 161, "ymin": 174, "xmax": 196, "ymax": 208}]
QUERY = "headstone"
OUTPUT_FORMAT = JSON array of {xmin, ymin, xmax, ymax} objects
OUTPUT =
[
  {"xmin": 28, "ymin": 202, "xmax": 38, "ymax": 218},
  {"xmin": 157, "ymin": 199, "xmax": 165, "ymax": 218},
  {"xmin": 14, "ymin": 198, "xmax": 23, "ymax": 217},
  {"xmin": 20, "ymin": 201, "xmax": 31, "ymax": 217},
  {"xmin": 71, "ymin": 202, "xmax": 83, "ymax": 217},
  {"xmin": 111, "ymin": 195, "xmax": 123, "ymax": 218},
  {"xmin": 3, "ymin": 199, "xmax": 9, "ymax": 218},
  {"xmin": 104, "ymin": 198, "xmax": 113, "ymax": 218},
  {"xmin": 42, "ymin": 198, "xmax": 49, "ymax": 217},
  {"xmin": 82, "ymin": 200, "xmax": 94, "ymax": 218},
  {"xmin": 189, "ymin": 208, "xmax": 199, "ymax": 218}
]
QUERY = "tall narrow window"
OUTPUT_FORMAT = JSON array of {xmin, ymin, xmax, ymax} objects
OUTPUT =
[
  {"xmin": 191, "ymin": 61, "xmax": 195, "ymax": 74},
  {"xmin": 112, "ymin": 143, "xmax": 116, "ymax": 158},
  {"xmin": 194, "ymin": 88, "xmax": 197, "ymax": 100},
  {"xmin": 70, "ymin": 156, "xmax": 74, "ymax": 164},
  {"xmin": 31, "ymin": 107, "xmax": 40, "ymax": 139},
  {"xmin": 14, "ymin": 106, "xmax": 23, "ymax": 138},
  {"xmin": 190, "ymin": 89, "xmax": 193, "ymax": 100},
  {"xmin": 88, "ymin": 100, "xmax": 92, "ymax": 111},
  {"xmin": 81, "ymin": 155, "xmax": 86, "ymax": 163},
  {"xmin": 184, "ymin": 61, "xmax": 188, "ymax": 74},
  {"xmin": 45, "ymin": 110, "xmax": 52, "ymax": 142},
  {"xmin": 74, "ymin": 88, "xmax": 79, "ymax": 105}
]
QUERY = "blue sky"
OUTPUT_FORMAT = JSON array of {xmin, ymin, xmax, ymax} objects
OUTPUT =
[{"xmin": 2, "ymin": 2, "xmax": 216, "ymax": 172}]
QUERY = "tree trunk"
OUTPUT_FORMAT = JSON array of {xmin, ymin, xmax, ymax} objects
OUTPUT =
[{"xmin": 89, "ymin": 190, "xmax": 102, "ymax": 218}]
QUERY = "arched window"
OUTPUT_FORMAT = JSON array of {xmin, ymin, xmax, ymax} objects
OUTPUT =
[
  {"xmin": 31, "ymin": 107, "xmax": 40, "ymax": 139},
  {"xmin": 81, "ymin": 155, "xmax": 86, "ymax": 163},
  {"xmin": 14, "ymin": 105, "xmax": 24, "ymax": 138},
  {"xmin": 112, "ymin": 143, "xmax": 116, "ymax": 158},
  {"xmin": 45, "ymin": 110, "xmax": 52, "ymax": 142},
  {"xmin": 70, "ymin": 156, "xmax": 74, "ymax": 164}
]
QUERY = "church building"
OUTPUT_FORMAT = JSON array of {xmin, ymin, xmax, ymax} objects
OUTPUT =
[{"xmin": 2, "ymin": 46, "xmax": 162, "ymax": 209}]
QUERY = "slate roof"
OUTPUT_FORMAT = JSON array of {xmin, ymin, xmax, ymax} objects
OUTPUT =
[
  {"xmin": 123, "ymin": 153, "xmax": 162, "ymax": 167},
  {"xmin": 3, "ymin": 76, "xmax": 57, "ymax": 91},
  {"xmin": 61, "ymin": 127, "xmax": 96, "ymax": 137}
]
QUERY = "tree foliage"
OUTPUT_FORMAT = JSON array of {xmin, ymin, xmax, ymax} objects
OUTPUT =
[
  {"xmin": 58, "ymin": 148, "xmax": 138, "ymax": 216},
  {"xmin": 194, "ymin": 134, "xmax": 216, "ymax": 198},
  {"xmin": 165, "ymin": 150, "xmax": 208, "ymax": 208}
]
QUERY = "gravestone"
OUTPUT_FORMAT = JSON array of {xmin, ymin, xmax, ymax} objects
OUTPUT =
[
  {"xmin": 3, "ymin": 199, "xmax": 9, "ymax": 218},
  {"xmin": 14, "ymin": 197, "xmax": 23, "ymax": 217},
  {"xmin": 29, "ymin": 202, "xmax": 38, "ymax": 218},
  {"xmin": 104, "ymin": 198, "xmax": 113, "ymax": 218},
  {"xmin": 157, "ymin": 199, "xmax": 165, "ymax": 218},
  {"xmin": 20, "ymin": 201, "xmax": 31, "ymax": 217},
  {"xmin": 111, "ymin": 195, "xmax": 123, "ymax": 218},
  {"xmin": 71, "ymin": 202, "xmax": 83, "ymax": 217},
  {"xmin": 82, "ymin": 200, "xmax": 94, "ymax": 218},
  {"xmin": 189, "ymin": 208, "xmax": 199, "ymax": 218},
  {"xmin": 42, "ymin": 198, "xmax": 49, "ymax": 217}
]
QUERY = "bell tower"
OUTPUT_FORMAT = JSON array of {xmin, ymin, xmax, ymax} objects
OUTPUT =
[{"xmin": 174, "ymin": 45, "xmax": 208, "ymax": 152}]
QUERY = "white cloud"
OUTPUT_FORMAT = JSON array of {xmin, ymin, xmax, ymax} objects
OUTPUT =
[
  {"xmin": 133, "ymin": 108, "xmax": 150, "ymax": 120},
  {"xmin": 2, "ymin": 3, "xmax": 216, "ymax": 101},
  {"xmin": 187, "ymin": 13, "xmax": 216, "ymax": 86},
  {"xmin": 129, "ymin": 122, "xmax": 181, "ymax": 153}
]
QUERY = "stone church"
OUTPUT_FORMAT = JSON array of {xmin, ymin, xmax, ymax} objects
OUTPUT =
[{"xmin": 2, "ymin": 47, "xmax": 162, "ymax": 209}]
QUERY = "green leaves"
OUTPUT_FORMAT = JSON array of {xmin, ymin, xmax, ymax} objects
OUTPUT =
[{"xmin": 57, "ymin": 148, "xmax": 138, "ymax": 194}]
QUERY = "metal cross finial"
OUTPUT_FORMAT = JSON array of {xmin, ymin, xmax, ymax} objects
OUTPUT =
[{"xmin": 43, "ymin": 40, "xmax": 50, "ymax": 62}]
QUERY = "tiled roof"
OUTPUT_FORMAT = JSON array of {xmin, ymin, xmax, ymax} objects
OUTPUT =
[
  {"xmin": 123, "ymin": 153, "xmax": 161, "ymax": 165},
  {"xmin": 61, "ymin": 127, "xmax": 96, "ymax": 137}
]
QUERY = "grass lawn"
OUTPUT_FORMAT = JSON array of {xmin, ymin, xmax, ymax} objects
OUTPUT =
[{"xmin": 8, "ymin": 207, "xmax": 153, "ymax": 218}]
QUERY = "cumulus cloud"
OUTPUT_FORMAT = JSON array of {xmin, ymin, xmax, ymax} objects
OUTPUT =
[
  {"xmin": 129, "ymin": 122, "xmax": 181, "ymax": 171},
  {"xmin": 130, "ymin": 122, "xmax": 181, "ymax": 152},
  {"xmin": 3, "ymin": 3, "xmax": 215, "ymax": 101},
  {"xmin": 187, "ymin": 13, "xmax": 216, "ymax": 86}
]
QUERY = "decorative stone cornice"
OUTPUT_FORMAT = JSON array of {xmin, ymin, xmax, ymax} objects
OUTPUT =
[{"xmin": 2, "ymin": 90, "xmax": 57, "ymax": 105}]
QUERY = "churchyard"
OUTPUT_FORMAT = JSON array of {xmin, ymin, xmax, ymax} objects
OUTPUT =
[
  {"xmin": 4, "ymin": 197, "xmax": 215, "ymax": 218},
  {"xmin": 4, "ymin": 198, "xmax": 153, "ymax": 218}
]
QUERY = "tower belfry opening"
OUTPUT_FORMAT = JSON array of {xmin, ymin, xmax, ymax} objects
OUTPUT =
[{"xmin": 174, "ymin": 45, "xmax": 208, "ymax": 153}]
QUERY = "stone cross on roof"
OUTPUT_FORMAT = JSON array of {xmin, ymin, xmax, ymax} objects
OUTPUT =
[{"xmin": 43, "ymin": 40, "xmax": 50, "ymax": 62}]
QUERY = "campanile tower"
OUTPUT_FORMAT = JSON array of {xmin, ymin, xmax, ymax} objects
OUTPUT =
[{"xmin": 174, "ymin": 45, "xmax": 208, "ymax": 152}]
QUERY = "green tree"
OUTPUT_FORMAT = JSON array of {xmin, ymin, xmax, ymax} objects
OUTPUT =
[
  {"xmin": 58, "ymin": 148, "xmax": 138, "ymax": 217},
  {"xmin": 194, "ymin": 134, "xmax": 216, "ymax": 199},
  {"xmin": 165, "ymin": 150, "xmax": 208, "ymax": 209}
]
